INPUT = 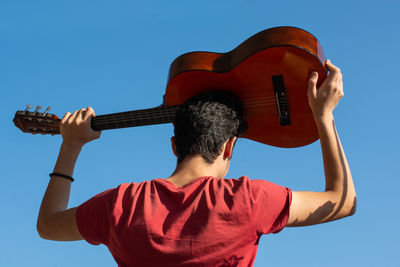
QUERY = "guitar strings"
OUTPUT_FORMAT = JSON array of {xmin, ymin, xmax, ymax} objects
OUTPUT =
[
  {"xmin": 90, "ymin": 102, "xmax": 280, "ymax": 127},
  {"xmin": 92, "ymin": 102, "xmax": 277, "ymax": 123},
  {"xmin": 93, "ymin": 102, "xmax": 277, "ymax": 124},
  {"xmin": 48, "ymin": 97, "xmax": 281, "ymax": 127},
  {"xmin": 38, "ymin": 96, "xmax": 290, "ymax": 133},
  {"xmin": 91, "ymin": 99, "xmax": 280, "ymax": 125},
  {"xmin": 50, "ymin": 101, "xmax": 281, "ymax": 129}
]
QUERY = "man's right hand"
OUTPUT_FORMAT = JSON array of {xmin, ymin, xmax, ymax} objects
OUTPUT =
[{"xmin": 60, "ymin": 107, "xmax": 101, "ymax": 148}]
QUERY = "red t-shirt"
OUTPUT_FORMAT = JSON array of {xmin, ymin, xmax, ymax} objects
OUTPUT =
[{"xmin": 76, "ymin": 176, "xmax": 291, "ymax": 267}]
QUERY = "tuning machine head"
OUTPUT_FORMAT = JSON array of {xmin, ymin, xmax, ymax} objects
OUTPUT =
[
  {"xmin": 14, "ymin": 104, "xmax": 60, "ymax": 135},
  {"xmin": 43, "ymin": 106, "xmax": 51, "ymax": 116},
  {"xmin": 35, "ymin": 105, "xmax": 42, "ymax": 112}
]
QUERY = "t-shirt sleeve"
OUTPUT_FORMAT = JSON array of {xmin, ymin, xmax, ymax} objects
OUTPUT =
[
  {"xmin": 76, "ymin": 188, "xmax": 117, "ymax": 245},
  {"xmin": 250, "ymin": 179, "xmax": 292, "ymax": 234}
]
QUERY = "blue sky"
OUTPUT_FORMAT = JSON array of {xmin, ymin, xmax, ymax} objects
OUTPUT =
[{"xmin": 1, "ymin": 1, "xmax": 399, "ymax": 266}]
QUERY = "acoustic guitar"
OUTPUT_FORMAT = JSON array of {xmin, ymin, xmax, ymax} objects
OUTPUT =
[{"xmin": 13, "ymin": 26, "xmax": 327, "ymax": 148}]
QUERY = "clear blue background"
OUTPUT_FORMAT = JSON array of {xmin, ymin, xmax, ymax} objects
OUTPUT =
[{"xmin": 1, "ymin": 1, "xmax": 399, "ymax": 266}]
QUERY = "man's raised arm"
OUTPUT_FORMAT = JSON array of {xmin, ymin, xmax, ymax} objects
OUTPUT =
[
  {"xmin": 287, "ymin": 60, "xmax": 357, "ymax": 227},
  {"xmin": 37, "ymin": 107, "xmax": 100, "ymax": 240}
]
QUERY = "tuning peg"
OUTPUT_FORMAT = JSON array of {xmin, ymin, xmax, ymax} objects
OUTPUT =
[
  {"xmin": 35, "ymin": 105, "xmax": 42, "ymax": 112},
  {"xmin": 43, "ymin": 106, "xmax": 51, "ymax": 116},
  {"xmin": 25, "ymin": 104, "xmax": 32, "ymax": 111}
]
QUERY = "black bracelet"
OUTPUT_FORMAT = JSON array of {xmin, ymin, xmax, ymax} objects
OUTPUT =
[{"xmin": 49, "ymin": 172, "xmax": 75, "ymax": 182}]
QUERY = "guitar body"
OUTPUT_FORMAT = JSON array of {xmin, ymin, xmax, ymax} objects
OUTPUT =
[{"xmin": 165, "ymin": 27, "xmax": 327, "ymax": 148}]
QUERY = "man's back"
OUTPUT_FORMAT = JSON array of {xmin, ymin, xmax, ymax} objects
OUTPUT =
[{"xmin": 77, "ymin": 176, "xmax": 291, "ymax": 266}]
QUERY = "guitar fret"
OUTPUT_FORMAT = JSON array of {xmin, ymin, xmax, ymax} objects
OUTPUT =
[{"xmin": 121, "ymin": 112, "xmax": 128, "ymax": 128}]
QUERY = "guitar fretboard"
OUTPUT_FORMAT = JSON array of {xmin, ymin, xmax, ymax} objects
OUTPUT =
[{"xmin": 91, "ymin": 105, "xmax": 181, "ymax": 131}]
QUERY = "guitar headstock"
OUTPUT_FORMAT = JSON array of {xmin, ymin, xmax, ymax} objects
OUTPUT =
[{"xmin": 13, "ymin": 105, "xmax": 61, "ymax": 135}]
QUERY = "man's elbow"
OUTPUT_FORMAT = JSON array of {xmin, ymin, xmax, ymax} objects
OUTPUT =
[
  {"xmin": 341, "ymin": 195, "xmax": 357, "ymax": 218},
  {"xmin": 37, "ymin": 221, "xmax": 50, "ymax": 240},
  {"xmin": 37, "ymin": 217, "xmax": 55, "ymax": 240},
  {"xmin": 347, "ymin": 195, "xmax": 357, "ymax": 216}
]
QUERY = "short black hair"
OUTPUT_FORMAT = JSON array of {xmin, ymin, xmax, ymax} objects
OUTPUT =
[{"xmin": 173, "ymin": 90, "xmax": 247, "ymax": 164}]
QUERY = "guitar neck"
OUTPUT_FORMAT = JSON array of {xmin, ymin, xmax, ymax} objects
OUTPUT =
[{"xmin": 91, "ymin": 105, "xmax": 180, "ymax": 131}]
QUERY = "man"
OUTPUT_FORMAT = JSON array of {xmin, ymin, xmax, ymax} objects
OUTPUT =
[{"xmin": 37, "ymin": 60, "xmax": 356, "ymax": 266}]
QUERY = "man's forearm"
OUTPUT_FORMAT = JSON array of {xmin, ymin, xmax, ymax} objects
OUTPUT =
[
  {"xmin": 53, "ymin": 142, "xmax": 82, "ymax": 177},
  {"xmin": 316, "ymin": 114, "xmax": 356, "ymax": 218}
]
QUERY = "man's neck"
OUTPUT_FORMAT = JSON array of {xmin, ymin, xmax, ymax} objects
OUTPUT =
[{"xmin": 166, "ymin": 155, "xmax": 228, "ymax": 187}]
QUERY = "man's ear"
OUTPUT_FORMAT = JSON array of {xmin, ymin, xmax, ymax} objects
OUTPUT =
[
  {"xmin": 223, "ymin": 136, "xmax": 237, "ymax": 159},
  {"xmin": 171, "ymin": 136, "xmax": 177, "ymax": 157}
]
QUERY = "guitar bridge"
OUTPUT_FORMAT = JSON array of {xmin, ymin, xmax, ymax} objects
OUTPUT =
[{"xmin": 272, "ymin": 75, "xmax": 291, "ymax": 126}]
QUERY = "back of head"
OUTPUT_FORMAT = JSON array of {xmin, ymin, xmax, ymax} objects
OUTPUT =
[{"xmin": 174, "ymin": 91, "xmax": 247, "ymax": 164}]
